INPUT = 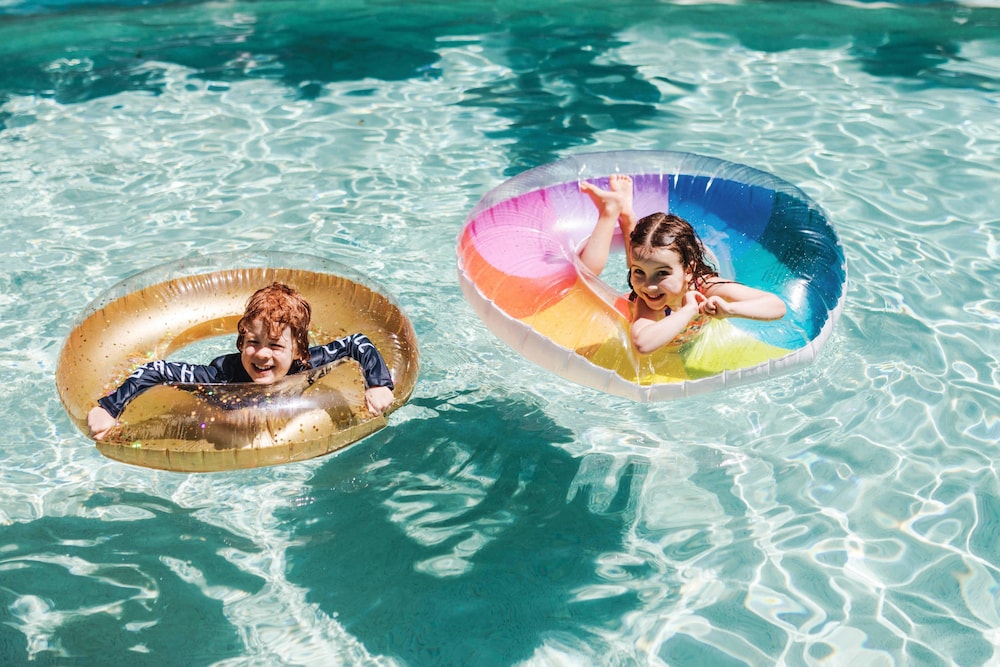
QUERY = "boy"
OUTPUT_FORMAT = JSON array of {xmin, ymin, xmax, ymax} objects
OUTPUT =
[{"xmin": 87, "ymin": 282, "xmax": 395, "ymax": 439}]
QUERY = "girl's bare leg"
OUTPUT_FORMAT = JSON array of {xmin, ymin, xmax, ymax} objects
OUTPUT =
[
  {"xmin": 608, "ymin": 174, "xmax": 635, "ymax": 243},
  {"xmin": 578, "ymin": 175, "xmax": 633, "ymax": 276}
]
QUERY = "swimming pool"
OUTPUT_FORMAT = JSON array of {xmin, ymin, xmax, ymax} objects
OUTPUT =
[{"xmin": 1, "ymin": 0, "xmax": 998, "ymax": 664}]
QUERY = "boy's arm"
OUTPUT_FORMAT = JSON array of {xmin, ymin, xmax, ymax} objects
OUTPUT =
[
  {"xmin": 311, "ymin": 333, "xmax": 395, "ymax": 390},
  {"xmin": 96, "ymin": 360, "xmax": 224, "ymax": 419}
]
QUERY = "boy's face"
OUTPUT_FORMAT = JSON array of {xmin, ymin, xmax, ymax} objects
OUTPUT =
[{"xmin": 240, "ymin": 318, "xmax": 295, "ymax": 384}]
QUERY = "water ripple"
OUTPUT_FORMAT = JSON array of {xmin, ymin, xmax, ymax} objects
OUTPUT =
[{"xmin": 1, "ymin": 4, "xmax": 1000, "ymax": 664}]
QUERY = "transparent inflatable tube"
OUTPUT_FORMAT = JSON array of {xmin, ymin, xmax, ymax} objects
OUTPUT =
[
  {"xmin": 457, "ymin": 150, "xmax": 846, "ymax": 402},
  {"xmin": 56, "ymin": 252, "xmax": 420, "ymax": 472}
]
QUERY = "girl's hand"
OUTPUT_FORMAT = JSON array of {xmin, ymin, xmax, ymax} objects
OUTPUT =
[
  {"xmin": 682, "ymin": 289, "xmax": 707, "ymax": 313},
  {"xmin": 365, "ymin": 386, "xmax": 395, "ymax": 415},
  {"xmin": 699, "ymin": 295, "xmax": 734, "ymax": 318},
  {"xmin": 87, "ymin": 406, "xmax": 117, "ymax": 440},
  {"xmin": 631, "ymin": 290, "xmax": 705, "ymax": 354},
  {"xmin": 700, "ymin": 281, "xmax": 786, "ymax": 321}
]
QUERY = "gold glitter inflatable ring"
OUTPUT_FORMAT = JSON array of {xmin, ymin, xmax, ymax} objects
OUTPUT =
[{"xmin": 56, "ymin": 252, "xmax": 420, "ymax": 473}]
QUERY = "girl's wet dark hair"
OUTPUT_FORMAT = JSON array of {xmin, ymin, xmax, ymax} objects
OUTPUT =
[
  {"xmin": 236, "ymin": 282, "xmax": 313, "ymax": 368},
  {"xmin": 630, "ymin": 212, "xmax": 719, "ymax": 288}
]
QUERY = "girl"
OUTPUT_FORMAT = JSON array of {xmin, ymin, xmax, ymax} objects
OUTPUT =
[
  {"xmin": 87, "ymin": 282, "xmax": 396, "ymax": 439},
  {"xmin": 579, "ymin": 175, "xmax": 786, "ymax": 354}
]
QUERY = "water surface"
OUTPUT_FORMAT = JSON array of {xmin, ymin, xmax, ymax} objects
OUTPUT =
[{"xmin": 1, "ymin": 1, "xmax": 998, "ymax": 665}]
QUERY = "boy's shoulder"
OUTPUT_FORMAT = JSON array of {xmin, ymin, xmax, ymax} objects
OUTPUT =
[{"xmin": 209, "ymin": 353, "xmax": 252, "ymax": 382}]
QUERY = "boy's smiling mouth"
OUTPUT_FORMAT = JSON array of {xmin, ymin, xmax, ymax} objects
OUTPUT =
[
  {"xmin": 248, "ymin": 361, "xmax": 279, "ymax": 383},
  {"xmin": 251, "ymin": 362, "xmax": 276, "ymax": 378}
]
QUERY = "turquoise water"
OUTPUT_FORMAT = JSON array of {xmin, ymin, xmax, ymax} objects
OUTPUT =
[{"xmin": 1, "ymin": 0, "xmax": 998, "ymax": 664}]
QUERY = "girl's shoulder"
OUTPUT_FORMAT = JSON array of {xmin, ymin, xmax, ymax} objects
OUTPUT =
[{"xmin": 699, "ymin": 275, "xmax": 735, "ymax": 294}]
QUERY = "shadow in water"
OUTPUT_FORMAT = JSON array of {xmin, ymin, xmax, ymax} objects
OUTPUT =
[
  {"xmin": 4, "ymin": 2, "xmax": 996, "ymax": 158},
  {"xmin": 0, "ymin": 490, "xmax": 263, "ymax": 666},
  {"xmin": 283, "ymin": 393, "xmax": 651, "ymax": 666},
  {"xmin": 459, "ymin": 26, "xmax": 662, "ymax": 176}
]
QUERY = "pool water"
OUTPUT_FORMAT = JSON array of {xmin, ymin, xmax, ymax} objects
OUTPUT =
[{"xmin": 1, "ymin": 1, "xmax": 998, "ymax": 665}]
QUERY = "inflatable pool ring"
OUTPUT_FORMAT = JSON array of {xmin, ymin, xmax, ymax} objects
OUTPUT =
[
  {"xmin": 457, "ymin": 150, "xmax": 846, "ymax": 402},
  {"xmin": 56, "ymin": 252, "xmax": 420, "ymax": 472}
]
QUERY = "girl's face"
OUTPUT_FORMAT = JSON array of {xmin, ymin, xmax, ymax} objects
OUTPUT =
[
  {"xmin": 240, "ymin": 318, "xmax": 295, "ymax": 384},
  {"xmin": 629, "ymin": 246, "xmax": 693, "ymax": 312}
]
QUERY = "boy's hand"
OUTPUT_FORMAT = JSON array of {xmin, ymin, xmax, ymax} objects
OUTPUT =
[
  {"xmin": 87, "ymin": 406, "xmax": 117, "ymax": 440},
  {"xmin": 365, "ymin": 386, "xmax": 395, "ymax": 416}
]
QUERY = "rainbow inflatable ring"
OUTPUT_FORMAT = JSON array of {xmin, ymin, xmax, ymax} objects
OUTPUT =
[{"xmin": 457, "ymin": 150, "xmax": 847, "ymax": 402}]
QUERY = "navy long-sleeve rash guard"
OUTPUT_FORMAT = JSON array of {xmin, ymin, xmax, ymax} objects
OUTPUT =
[{"xmin": 97, "ymin": 333, "xmax": 394, "ymax": 418}]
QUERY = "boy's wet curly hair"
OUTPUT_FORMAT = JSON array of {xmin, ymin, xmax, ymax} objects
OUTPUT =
[{"xmin": 236, "ymin": 282, "xmax": 312, "ymax": 368}]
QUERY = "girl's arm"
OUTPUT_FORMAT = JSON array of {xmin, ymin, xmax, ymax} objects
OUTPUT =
[
  {"xmin": 629, "ymin": 291, "xmax": 705, "ymax": 354},
  {"xmin": 701, "ymin": 282, "xmax": 787, "ymax": 320},
  {"xmin": 578, "ymin": 175, "xmax": 635, "ymax": 276}
]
